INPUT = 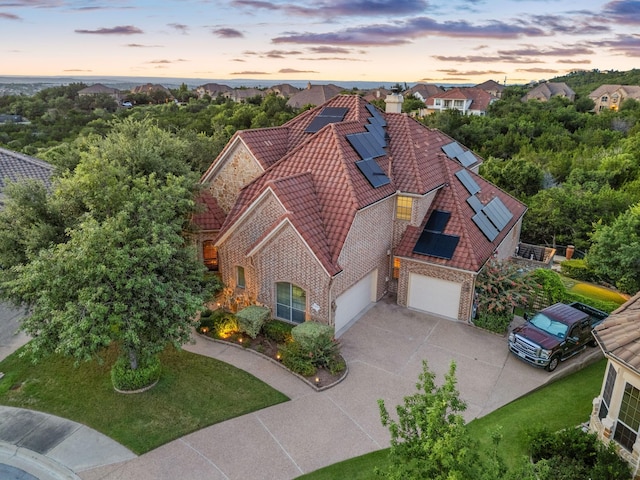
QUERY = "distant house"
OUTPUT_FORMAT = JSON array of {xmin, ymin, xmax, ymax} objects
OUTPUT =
[
  {"xmin": 285, "ymin": 83, "xmax": 345, "ymax": 109},
  {"xmin": 521, "ymin": 82, "xmax": 575, "ymax": 102},
  {"xmin": 475, "ymin": 80, "xmax": 505, "ymax": 99},
  {"xmin": 223, "ymin": 88, "xmax": 266, "ymax": 103},
  {"xmin": 590, "ymin": 292, "xmax": 640, "ymax": 477},
  {"xmin": 0, "ymin": 147, "xmax": 53, "ymax": 207},
  {"xmin": 424, "ymin": 87, "xmax": 497, "ymax": 115},
  {"xmin": 266, "ymin": 84, "xmax": 300, "ymax": 98},
  {"xmin": 77, "ymin": 83, "xmax": 122, "ymax": 103},
  {"xmin": 196, "ymin": 83, "xmax": 233, "ymax": 99},
  {"xmin": 362, "ymin": 88, "xmax": 391, "ymax": 103},
  {"xmin": 588, "ymin": 84, "xmax": 640, "ymax": 113},
  {"xmin": 405, "ymin": 83, "xmax": 445, "ymax": 103},
  {"xmin": 131, "ymin": 83, "xmax": 173, "ymax": 96},
  {"xmin": 194, "ymin": 94, "xmax": 526, "ymax": 337}
]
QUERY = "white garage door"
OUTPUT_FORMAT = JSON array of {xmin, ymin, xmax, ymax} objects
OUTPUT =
[
  {"xmin": 334, "ymin": 269, "xmax": 377, "ymax": 336},
  {"xmin": 408, "ymin": 273, "xmax": 461, "ymax": 319}
]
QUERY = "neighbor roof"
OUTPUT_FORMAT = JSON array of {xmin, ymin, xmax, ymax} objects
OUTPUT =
[
  {"xmin": 426, "ymin": 87, "xmax": 496, "ymax": 111},
  {"xmin": 213, "ymin": 95, "xmax": 526, "ymax": 276},
  {"xmin": 0, "ymin": 147, "xmax": 54, "ymax": 205},
  {"xmin": 286, "ymin": 84, "xmax": 345, "ymax": 109},
  {"xmin": 593, "ymin": 292, "xmax": 640, "ymax": 375}
]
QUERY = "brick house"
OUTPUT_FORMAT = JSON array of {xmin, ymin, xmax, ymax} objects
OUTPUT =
[
  {"xmin": 194, "ymin": 94, "xmax": 526, "ymax": 336},
  {"xmin": 590, "ymin": 292, "xmax": 640, "ymax": 478},
  {"xmin": 589, "ymin": 84, "xmax": 640, "ymax": 113},
  {"xmin": 424, "ymin": 87, "xmax": 497, "ymax": 116}
]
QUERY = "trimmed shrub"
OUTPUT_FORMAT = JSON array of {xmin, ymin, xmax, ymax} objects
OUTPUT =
[
  {"xmin": 532, "ymin": 268, "xmax": 566, "ymax": 304},
  {"xmin": 560, "ymin": 259, "xmax": 596, "ymax": 282},
  {"xmin": 473, "ymin": 313, "xmax": 512, "ymax": 334},
  {"xmin": 279, "ymin": 341, "xmax": 316, "ymax": 376},
  {"xmin": 526, "ymin": 427, "xmax": 631, "ymax": 480},
  {"xmin": 291, "ymin": 321, "xmax": 334, "ymax": 351},
  {"xmin": 561, "ymin": 292, "xmax": 619, "ymax": 314},
  {"xmin": 111, "ymin": 355, "xmax": 161, "ymax": 392},
  {"xmin": 262, "ymin": 319, "xmax": 294, "ymax": 344},
  {"xmin": 236, "ymin": 305, "xmax": 270, "ymax": 339},
  {"xmin": 198, "ymin": 309, "xmax": 238, "ymax": 338}
]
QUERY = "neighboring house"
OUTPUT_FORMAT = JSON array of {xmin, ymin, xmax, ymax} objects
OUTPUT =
[
  {"xmin": 590, "ymin": 292, "xmax": 640, "ymax": 478},
  {"xmin": 131, "ymin": 83, "xmax": 173, "ymax": 96},
  {"xmin": 77, "ymin": 83, "xmax": 122, "ymax": 103},
  {"xmin": 266, "ymin": 84, "xmax": 300, "ymax": 98},
  {"xmin": 196, "ymin": 83, "xmax": 233, "ymax": 99},
  {"xmin": 424, "ymin": 87, "xmax": 497, "ymax": 115},
  {"xmin": 475, "ymin": 79, "xmax": 505, "ymax": 99},
  {"xmin": 0, "ymin": 147, "xmax": 53, "ymax": 207},
  {"xmin": 285, "ymin": 83, "xmax": 345, "ymax": 109},
  {"xmin": 194, "ymin": 94, "xmax": 526, "ymax": 336},
  {"xmin": 521, "ymin": 82, "xmax": 575, "ymax": 102},
  {"xmin": 589, "ymin": 84, "xmax": 640, "ymax": 113},
  {"xmin": 405, "ymin": 83, "xmax": 444, "ymax": 103},
  {"xmin": 362, "ymin": 88, "xmax": 391, "ymax": 103},
  {"xmin": 223, "ymin": 88, "xmax": 266, "ymax": 103}
]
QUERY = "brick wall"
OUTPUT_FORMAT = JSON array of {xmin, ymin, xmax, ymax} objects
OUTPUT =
[
  {"xmin": 397, "ymin": 260, "xmax": 475, "ymax": 321},
  {"xmin": 391, "ymin": 190, "xmax": 437, "ymax": 249},
  {"xmin": 207, "ymin": 142, "xmax": 263, "ymax": 214},
  {"xmin": 334, "ymin": 197, "xmax": 395, "ymax": 304}
]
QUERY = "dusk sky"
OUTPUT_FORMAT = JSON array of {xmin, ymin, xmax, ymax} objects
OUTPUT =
[{"xmin": 2, "ymin": 0, "xmax": 639, "ymax": 85}]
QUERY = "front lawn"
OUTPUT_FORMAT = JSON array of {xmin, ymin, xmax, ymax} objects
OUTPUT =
[
  {"xmin": 296, "ymin": 358, "xmax": 607, "ymax": 479},
  {"xmin": 0, "ymin": 344, "xmax": 288, "ymax": 454}
]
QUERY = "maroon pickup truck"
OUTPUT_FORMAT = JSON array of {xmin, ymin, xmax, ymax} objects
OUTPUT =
[{"xmin": 508, "ymin": 302, "xmax": 608, "ymax": 372}]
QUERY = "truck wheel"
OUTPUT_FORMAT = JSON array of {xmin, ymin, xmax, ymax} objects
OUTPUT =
[{"xmin": 546, "ymin": 355, "xmax": 560, "ymax": 372}]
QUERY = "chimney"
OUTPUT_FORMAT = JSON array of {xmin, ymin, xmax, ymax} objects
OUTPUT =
[{"xmin": 385, "ymin": 90, "xmax": 403, "ymax": 114}]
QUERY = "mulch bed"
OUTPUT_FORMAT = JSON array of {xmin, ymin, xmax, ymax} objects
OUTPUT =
[{"xmin": 197, "ymin": 330, "xmax": 348, "ymax": 391}]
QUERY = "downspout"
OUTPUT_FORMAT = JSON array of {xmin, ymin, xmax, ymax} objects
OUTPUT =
[{"xmin": 328, "ymin": 275, "xmax": 335, "ymax": 328}]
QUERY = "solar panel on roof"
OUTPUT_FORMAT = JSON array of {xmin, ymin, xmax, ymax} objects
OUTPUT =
[
  {"xmin": 365, "ymin": 123, "xmax": 387, "ymax": 147},
  {"xmin": 455, "ymin": 169, "xmax": 480, "ymax": 195},
  {"xmin": 483, "ymin": 197, "xmax": 513, "ymax": 230},
  {"xmin": 347, "ymin": 132, "xmax": 385, "ymax": 159},
  {"xmin": 425, "ymin": 210, "xmax": 450, "ymax": 233},
  {"xmin": 413, "ymin": 231, "xmax": 460, "ymax": 259},
  {"xmin": 456, "ymin": 150, "xmax": 478, "ymax": 167},
  {"xmin": 466, "ymin": 195, "xmax": 483, "ymax": 213},
  {"xmin": 472, "ymin": 212, "xmax": 499, "ymax": 241},
  {"xmin": 442, "ymin": 141, "xmax": 464, "ymax": 159},
  {"xmin": 366, "ymin": 104, "xmax": 387, "ymax": 126},
  {"xmin": 305, "ymin": 107, "xmax": 348, "ymax": 133},
  {"xmin": 356, "ymin": 159, "xmax": 390, "ymax": 188}
]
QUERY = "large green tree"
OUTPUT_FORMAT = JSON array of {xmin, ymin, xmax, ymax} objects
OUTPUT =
[
  {"xmin": 377, "ymin": 361, "xmax": 492, "ymax": 480},
  {"xmin": 0, "ymin": 118, "xmax": 209, "ymax": 380},
  {"xmin": 588, "ymin": 203, "xmax": 640, "ymax": 294}
]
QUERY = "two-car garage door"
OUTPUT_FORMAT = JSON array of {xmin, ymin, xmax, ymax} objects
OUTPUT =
[{"xmin": 407, "ymin": 273, "xmax": 461, "ymax": 320}]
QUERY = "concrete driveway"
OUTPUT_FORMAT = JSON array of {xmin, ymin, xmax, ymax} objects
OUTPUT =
[
  {"xmin": 0, "ymin": 296, "xmax": 602, "ymax": 480},
  {"xmin": 74, "ymin": 296, "xmax": 601, "ymax": 480}
]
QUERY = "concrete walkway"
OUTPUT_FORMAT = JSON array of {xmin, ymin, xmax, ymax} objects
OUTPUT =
[{"xmin": 1, "ymin": 298, "xmax": 603, "ymax": 480}]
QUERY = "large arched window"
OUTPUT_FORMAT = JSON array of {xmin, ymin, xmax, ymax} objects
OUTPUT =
[
  {"xmin": 203, "ymin": 241, "xmax": 218, "ymax": 271},
  {"xmin": 276, "ymin": 282, "xmax": 306, "ymax": 323}
]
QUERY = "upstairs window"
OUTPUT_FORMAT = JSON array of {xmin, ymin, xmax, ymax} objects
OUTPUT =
[{"xmin": 396, "ymin": 196, "xmax": 413, "ymax": 221}]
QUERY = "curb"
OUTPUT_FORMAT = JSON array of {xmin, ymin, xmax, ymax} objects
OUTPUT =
[
  {"xmin": 0, "ymin": 441, "xmax": 81, "ymax": 480},
  {"xmin": 197, "ymin": 333, "xmax": 349, "ymax": 391}
]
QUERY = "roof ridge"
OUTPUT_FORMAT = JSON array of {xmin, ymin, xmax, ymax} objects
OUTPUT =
[{"xmin": 0, "ymin": 147, "xmax": 54, "ymax": 171}]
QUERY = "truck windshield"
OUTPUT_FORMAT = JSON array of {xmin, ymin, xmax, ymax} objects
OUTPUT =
[{"xmin": 529, "ymin": 313, "xmax": 568, "ymax": 339}]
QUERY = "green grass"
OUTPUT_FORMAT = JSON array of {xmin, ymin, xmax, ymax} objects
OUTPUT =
[
  {"xmin": 296, "ymin": 358, "xmax": 607, "ymax": 479},
  {"xmin": 0, "ymin": 344, "xmax": 288, "ymax": 454},
  {"xmin": 560, "ymin": 276, "xmax": 628, "ymax": 305}
]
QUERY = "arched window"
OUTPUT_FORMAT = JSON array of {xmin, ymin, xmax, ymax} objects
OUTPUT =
[
  {"xmin": 276, "ymin": 282, "xmax": 306, "ymax": 323},
  {"xmin": 203, "ymin": 241, "xmax": 218, "ymax": 271}
]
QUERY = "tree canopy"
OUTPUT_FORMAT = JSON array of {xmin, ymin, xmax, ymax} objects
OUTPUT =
[{"xmin": 0, "ymin": 118, "xmax": 209, "ymax": 374}]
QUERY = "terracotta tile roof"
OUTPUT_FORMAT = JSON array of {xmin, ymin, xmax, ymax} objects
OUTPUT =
[
  {"xmin": 593, "ymin": 292, "xmax": 640, "ymax": 374},
  {"xmin": 192, "ymin": 190, "xmax": 226, "ymax": 231},
  {"xmin": 0, "ymin": 147, "xmax": 53, "ymax": 195},
  {"xmin": 286, "ymin": 84, "xmax": 345, "ymax": 109},
  {"xmin": 215, "ymin": 94, "xmax": 526, "ymax": 276},
  {"xmin": 426, "ymin": 87, "xmax": 496, "ymax": 111},
  {"xmin": 395, "ymin": 157, "xmax": 527, "ymax": 272}
]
